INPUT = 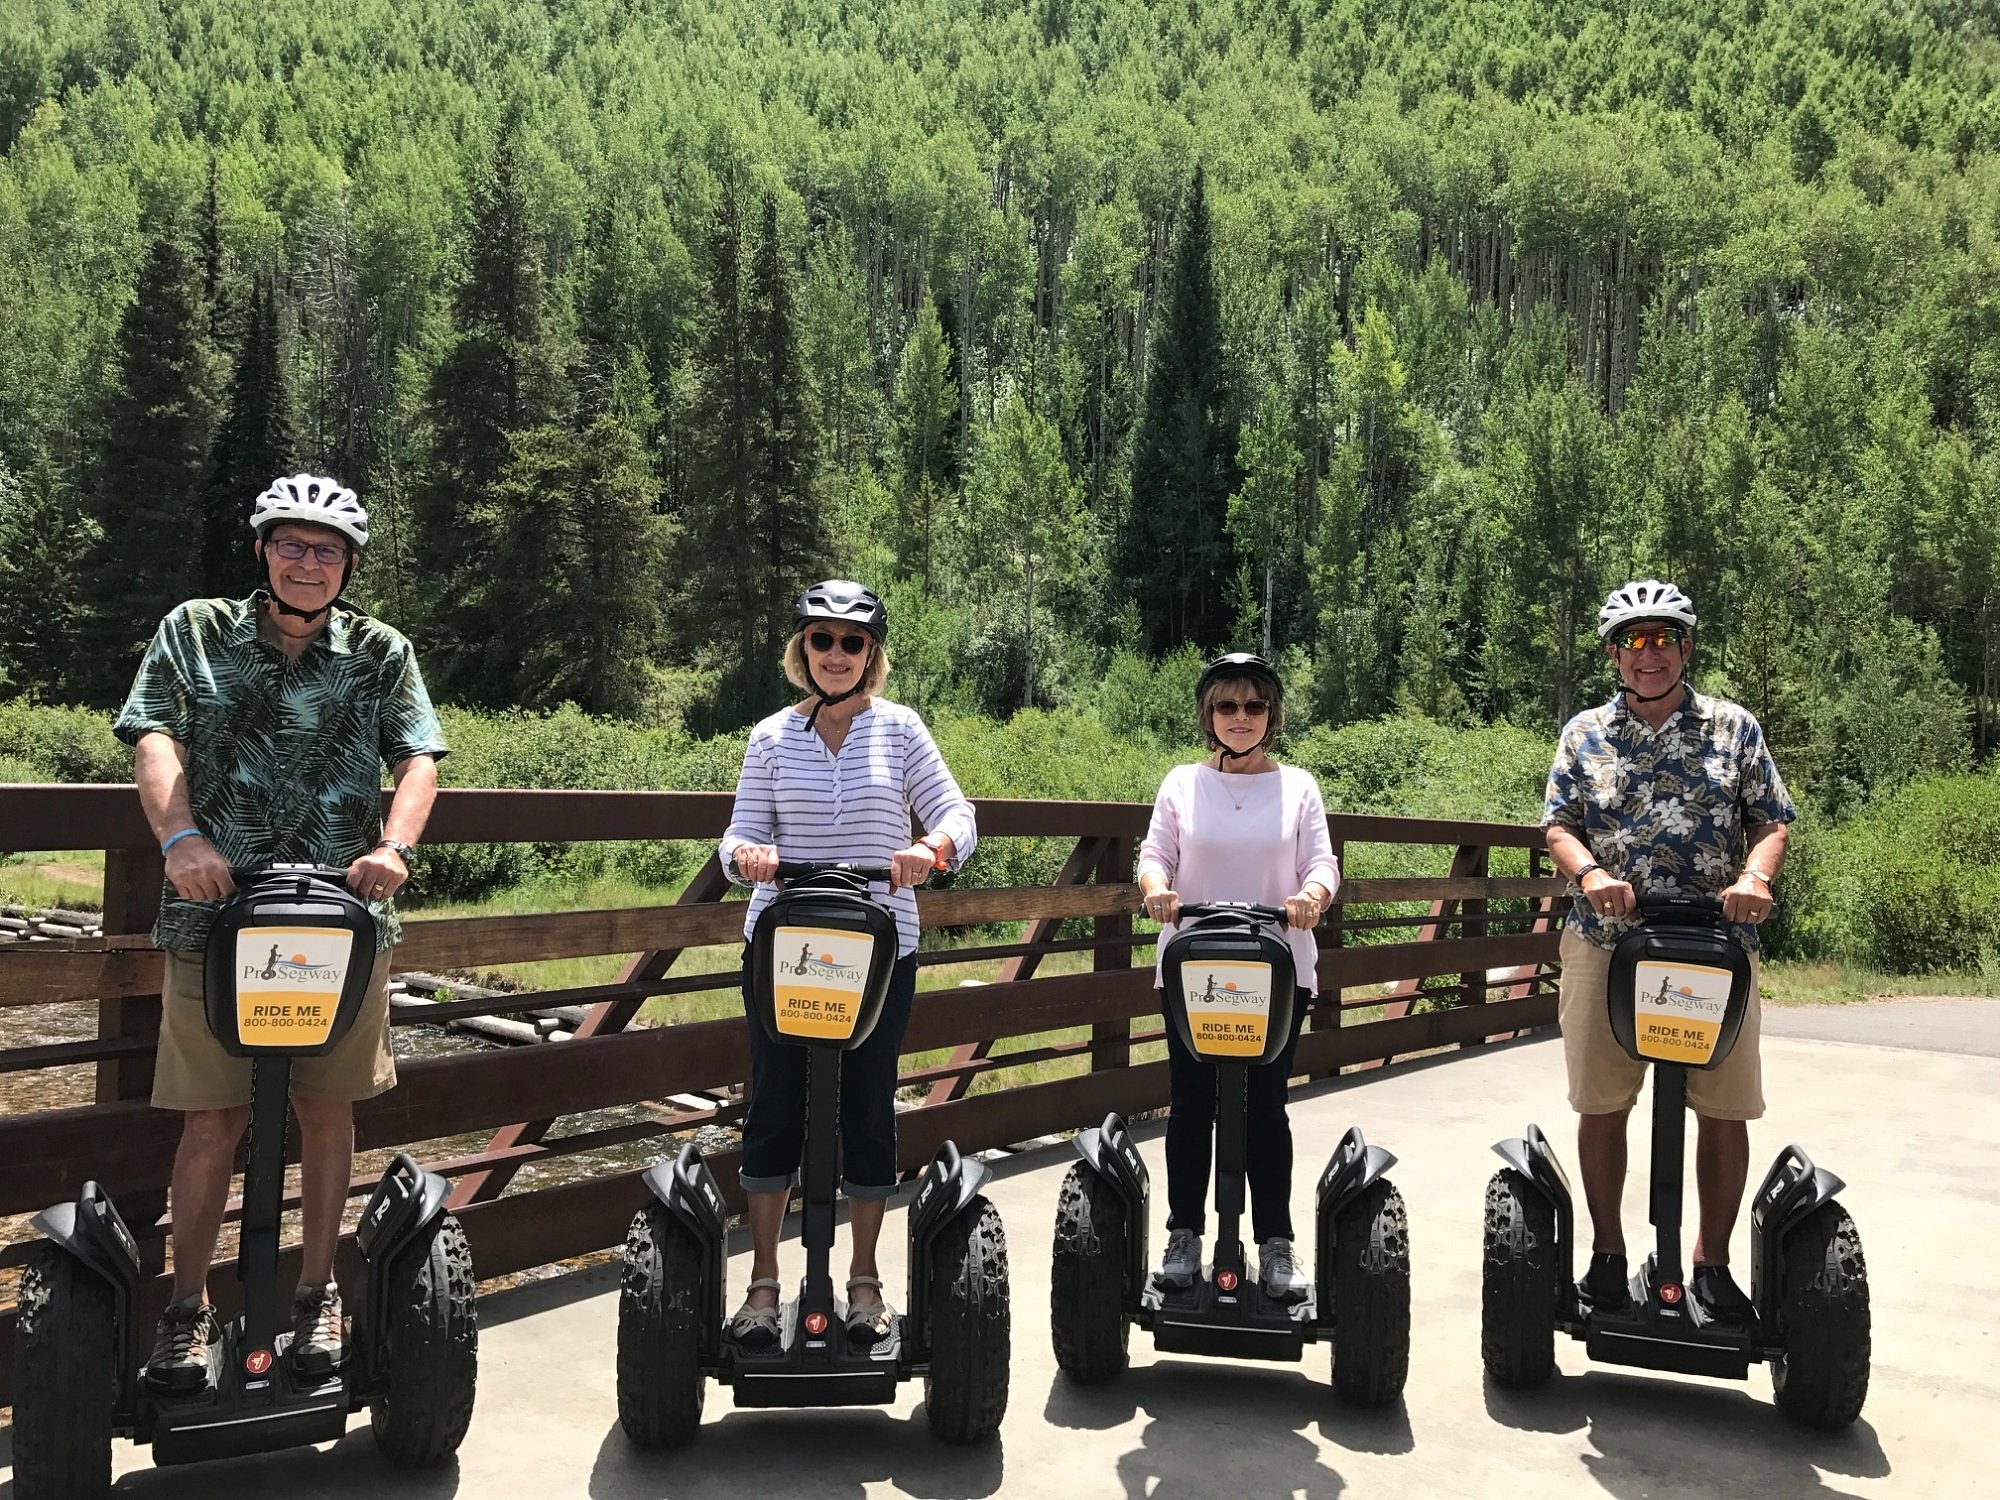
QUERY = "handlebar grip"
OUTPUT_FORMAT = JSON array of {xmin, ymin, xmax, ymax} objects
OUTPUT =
[
  {"xmin": 1637, "ymin": 891, "xmax": 1725, "ymax": 917},
  {"xmin": 775, "ymin": 860, "xmax": 895, "ymax": 881},
  {"xmin": 1178, "ymin": 900, "xmax": 1292, "ymax": 929}
]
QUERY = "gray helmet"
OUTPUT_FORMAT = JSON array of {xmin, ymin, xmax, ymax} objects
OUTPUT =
[
  {"xmin": 793, "ymin": 579, "xmax": 886, "ymax": 641},
  {"xmin": 1598, "ymin": 579, "xmax": 1696, "ymax": 639}
]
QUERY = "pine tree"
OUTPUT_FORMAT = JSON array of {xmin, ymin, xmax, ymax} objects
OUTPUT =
[
  {"xmin": 200, "ymin": 276, "xmax": 293, "ymax": 597},
  {"xmin": 1123, "ymin": 165, "xmax": 1241, "ymax": 652},
  {"xmin": 0, "ymin": 458, "xmax": 101, "ymax": 699},
  {"xmin": 414, "ymin": 128, "xmax": 569, "ymax": 697},
  {"xmin": 749, "ymin": 191, "xmax": 823, "ymax": 670},
  {"xmin": 891, "ymin": 303, "xmax": 958, "ymax": 588},
  {"xmin": 82, "ymin": 232, "xmax": 217, "ymax": 703}
]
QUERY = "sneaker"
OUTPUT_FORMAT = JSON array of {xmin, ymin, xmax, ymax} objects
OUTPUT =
[
  {"xmin": 148, "ymin": 1296, "xmax": 222, "ymax": 1391},
  {"xmin": 1692, "ymin": 1264, "xmax": 1755, "ymax": 1324},
  {"xmin": 1157, "ymin": 1227, "xmax": 1202, "ymax": 1289},
  {"xmin": 1577, "ymin": 1251, "xmax": 1633, "ymax": 1311},
  {"xmin": 1258, "ymin": 1236, "xmax": 1310, "ymax": 1301},
  {"xmin": 291, "ymin": 1281, "xmax": 347, "ymax": 1376}
]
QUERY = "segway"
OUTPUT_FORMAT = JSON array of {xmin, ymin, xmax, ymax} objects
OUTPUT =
[
  {"xmin": 1050, "ymin": 902, "xmax": 1411, "ymax": 1405},
  {"xmin": 1482, "ymin": 892, "xmax": 1870, "ymax": 1428},
  {"xmin": 13, "ymin": 865, "xmax": 478, "ymax": 1497},
  {"xmin": 617, "ymin": 860, "xmax": 1009, "ymax": 1448}
]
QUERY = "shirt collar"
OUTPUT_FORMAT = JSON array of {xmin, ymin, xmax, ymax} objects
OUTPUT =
[
  {"xmin": 1607, "ymin": 683, "xmax": 1709, "ymax": 730},
  {"xmin": 245, "ymin": 591, "xmax": 353, "ymax": 655}
]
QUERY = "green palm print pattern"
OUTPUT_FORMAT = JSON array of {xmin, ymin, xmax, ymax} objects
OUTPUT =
[{"xmin": 113, "ymin": 594, "xmax": 449, "ymax": 952}]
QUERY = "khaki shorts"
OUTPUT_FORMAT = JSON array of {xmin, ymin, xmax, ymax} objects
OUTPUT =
[
  {"xmin": 1557, "ymin": 926, "xmax": 1764, "ymax": 1121},
  {"xmin": 152, "ymin": 948, "xmax": 398, "ymax": 1111}
]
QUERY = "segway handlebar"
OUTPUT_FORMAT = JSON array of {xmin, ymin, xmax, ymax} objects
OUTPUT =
[
  {"xmin": 1636, "ymin": 891, "xmax": 1725, "ymax": 920},
  {"xmin": 1177, "ymin": 900, "xmax": 1292, "ymax": 929},
  {"xmin": 229, "ymin": 862, "xmax": 364, "ymax": 887},
  {"xmin": 775, "ymin": 859, "xmax": 896, "ymax": 883}
]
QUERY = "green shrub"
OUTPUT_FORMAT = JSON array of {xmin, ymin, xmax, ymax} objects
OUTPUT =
[
  {"xmin": 1288, "ymin": 713, "xmax": 1554, "ymax": 823},
  {"xmin": 1811, "ymin": 770, "xmax": 2000, "ymax": 971},
  {"xmin": 0, "ymin": 701, "xmax": 129, "ymax": 782}
]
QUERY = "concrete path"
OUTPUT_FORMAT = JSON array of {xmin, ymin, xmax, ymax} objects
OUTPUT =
[{"xmin": 4, "ymin": 997, "xmax": 1995, "ymax": 1498}]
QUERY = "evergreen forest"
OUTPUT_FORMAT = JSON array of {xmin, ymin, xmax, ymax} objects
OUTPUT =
[{"xmin": 2, "ymin": 0, "xmax": 1999, "ymax": 822}]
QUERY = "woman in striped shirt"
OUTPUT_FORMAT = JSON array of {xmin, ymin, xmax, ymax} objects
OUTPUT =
[{"xmin": 719, "ymin": 580, "xmax": 979, "ymax": 1347}]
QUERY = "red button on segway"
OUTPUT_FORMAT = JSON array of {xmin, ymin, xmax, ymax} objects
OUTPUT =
[
  {"xmin": 1659, "ymin": 1282, "xmax": 1683, "ymax": 1305},
  {"xmin": 1216, "ymin": 1270, "xmax": 1239, "ymax": 1292},
  {"xmin": 245, "ymin": 1348, "xmax": 273, "ymax": 1375},
  {"xmin": 804, "ymin": 1312, "xmax": 829, "ymax": 1335}
]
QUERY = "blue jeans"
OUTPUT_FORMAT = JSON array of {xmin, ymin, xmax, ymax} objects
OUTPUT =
[
  {"xmin": 738, "ymin": 947, "xmax": 917, "ymax": 1202},
  {"xmin": 1162, "ymin": 986, "xmax": 1311, "ymax": 1242}
]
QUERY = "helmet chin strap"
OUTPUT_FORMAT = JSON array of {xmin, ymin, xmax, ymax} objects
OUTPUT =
[
  {"xmin": 1625, "ymin": 674, "xmax": 1686, "ymax": 705},
  {"xmin": 799, "ymin": 642, "xmax": 871, "ymax": 732},
  {"xmin": 262, "ymin": 549, "xmax": 352, "ymax": 625},
  {"xmin": 1217, "ymin": 734, "xmax": 1270, "ymax": 764}
]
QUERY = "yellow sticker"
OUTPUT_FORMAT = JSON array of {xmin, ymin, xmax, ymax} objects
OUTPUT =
[
  {"xmin": 771, "ymin": 926, "xmax": 878, "ymax": 1040},
  {"xmin": 1181, "ymin": 960, "xmax": 1275, "ymax": 1058},
  {"xmin": 1631, "ymin": 960, "xmax": 1734, "ymax": 1064},
  {"xmin": 232, "ymin": 926, "xmax": 354, "ymax": 1049}
]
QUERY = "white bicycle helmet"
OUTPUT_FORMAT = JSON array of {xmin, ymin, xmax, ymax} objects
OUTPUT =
[
  {"xmin": 1597, "ymin": 579, "xmax": 1696, "ymax": 639},
  {"xmin": 249, "ymin": 474, "xmax": 369, "ymax": 551}
]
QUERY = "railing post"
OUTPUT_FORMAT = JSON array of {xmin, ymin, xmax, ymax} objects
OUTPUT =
[
  {"xmin": 1089, "ymin": 836, "xmax": 1133, "ymax": 1074},
  {"xmin": 1458, "ymin": 843, "xmax": 1491, "ymax": 1044},
  {"xmin": 1304, "ymin": 838, "xmax": 1344, "ymax": 1081},
  {"xmin": 97, "ymin": 846, "xmax": 168, "ymax": 1276}
]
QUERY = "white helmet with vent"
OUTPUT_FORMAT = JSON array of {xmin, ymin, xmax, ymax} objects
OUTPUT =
[
  {"xmin": 249, "ymin": 474, "xmax": 369, "ymax": 551},
  {"xmin": 1597, "ymin": 579, "xmax": 1696, "ymax": 639}
]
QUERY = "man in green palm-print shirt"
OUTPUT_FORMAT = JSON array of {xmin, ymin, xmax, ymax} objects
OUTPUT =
[
  {"xmin": 112, "ymin": 474, "xmax": 447, "ymax": 1390},
  {"xmin": 1541, "ymin": 580, "xmax": 1793, "ymax": 1329}
]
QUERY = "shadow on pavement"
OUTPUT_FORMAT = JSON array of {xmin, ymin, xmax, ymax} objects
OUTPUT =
[
  {"xmin": 1483, "ymin": 1367, "xmax": 1890, "ymax": 1498},
  {"xmin": 587, "ymin": 1409, "xmax": 1005, "ymax": 1500}
]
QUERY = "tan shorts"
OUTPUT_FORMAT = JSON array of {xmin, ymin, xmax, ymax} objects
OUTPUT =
[
  {"xmin": 1557, "ymin": 926, "xmax": 1764, "ymax": 1120},
  {"xmin": 152, "ymin": 948, "xmax": 398, "ymax": 1111}
]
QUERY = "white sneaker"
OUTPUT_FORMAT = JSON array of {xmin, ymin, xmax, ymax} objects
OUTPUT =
[
  {"xmin": 1259, "ymin": 1236, "xmax": 1310, "ymax": 1300},
  {"xmin": 1158, "ymin": 1227, "xmax": 1203, "ymax": 1288}
]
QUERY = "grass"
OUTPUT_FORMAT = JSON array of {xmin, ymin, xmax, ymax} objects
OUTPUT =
[
  {"xmin": 1759, "ymin": 958, "xmax": 2000, "ymax": 1007},
  {"xmin": 0, "ymin": 850, "xmax": 106, "ymax": 911}
]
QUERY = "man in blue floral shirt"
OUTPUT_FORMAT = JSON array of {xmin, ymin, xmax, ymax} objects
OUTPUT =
[{"xmin": 1542, "ymin": 580, "xmax": 1794, "ymax": 1324}]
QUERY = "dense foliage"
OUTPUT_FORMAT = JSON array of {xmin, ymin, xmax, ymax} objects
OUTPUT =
[{"xmin": 1, "ymin": 0, "xmax": 1996, "ymax": 807}]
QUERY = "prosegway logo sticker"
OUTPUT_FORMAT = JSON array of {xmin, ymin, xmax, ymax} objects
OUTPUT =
[
  {"xmin": 233, "ymin": 926, "xmax": 352, "ymax": 1048},
  {"xmin": 771, "ymin": 926, "xmax": 872, "ymax": 1039},
  {"xmin": 1181, "ymin": 961, "xmax": 1273, "ymax": 1057},
  {"xmin": 1632, "ymin": 961, "xmax": 1733, "ymax": 1064}
]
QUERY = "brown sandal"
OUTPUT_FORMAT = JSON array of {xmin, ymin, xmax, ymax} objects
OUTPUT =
[{"xmin": 729, "ymin": 1278, "xmax": 783, "ymax": 1347}]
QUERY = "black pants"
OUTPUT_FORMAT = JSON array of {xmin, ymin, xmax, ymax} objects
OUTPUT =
[
  {"xmin": 739, "ymin": 949, "xmax": 918, "ymax": 1200},
  {"xmin": 1162, "ymin": 986, "xmax": 1311, "ymax": 1243}
]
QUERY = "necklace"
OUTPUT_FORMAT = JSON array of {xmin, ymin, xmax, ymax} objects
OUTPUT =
[{"xmin": 1212, "ymin": 759, "xmax": 1271, "ymax": 811}]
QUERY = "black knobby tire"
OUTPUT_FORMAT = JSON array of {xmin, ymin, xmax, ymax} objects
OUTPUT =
[
  {"xmin": 1050, "ymin": 1162, "xmax": 1132, "ymax": 1384},
  {"xmin": 368, "ymin": 1213, "xmax": 479, "ymax": 1467},
  {"xmin": 1481, "ymin": 1168, "xmax": 1558, "ymax": 1389},
  {"xmin": 1329, "ymin": 1178, "xmax": 1412, "ymax": 1406},
  {"xmin": 13, "ymin": 1245, "xmax": 117, "ymax": 1500},
  {"xmin": 1772, "ymin": 1202, "xmax": 1870, "ymax": 1430},
  {"xmin": 616, "ymin": 1203, "xmax": 709, "ymax": 1450},
  {"xmin": 924, "ymin": 1195, "xmax": 1011, "ymax": 1443}
]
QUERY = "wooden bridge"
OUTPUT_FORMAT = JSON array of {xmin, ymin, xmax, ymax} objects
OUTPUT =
[{"xmin": 0, "ymin": 784, "xmax": 1563, "ymax": 1407}]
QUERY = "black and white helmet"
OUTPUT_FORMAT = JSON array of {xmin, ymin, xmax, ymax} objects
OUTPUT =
[
  {"xmin": 793, "ymin": 579, "xmax": 886, "ymax": 641},
  {"xmin": 249, "ymin": 474, "xmax": 369, "ymax": 551},
  {"xmin": 1597, "ymin": 579, "xmax": 1696, "ymax": 639}
]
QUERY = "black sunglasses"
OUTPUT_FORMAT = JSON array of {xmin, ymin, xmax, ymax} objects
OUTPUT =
[{"xmin": 807, "ymin": 629, "xmax": 870, "ymax": 656}]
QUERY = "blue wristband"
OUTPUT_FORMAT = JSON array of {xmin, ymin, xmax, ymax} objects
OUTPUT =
[{"xmin": 160, "ymin": 828, "xmax": 203, "ymax": 856}]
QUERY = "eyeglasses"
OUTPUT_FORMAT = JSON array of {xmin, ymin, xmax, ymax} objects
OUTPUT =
[
  {"xmin": 1612, "ymin": 626, "xmax": 1686, "ymax": 652},
  {"xmin": 1212, "ymin": 699, "xmax": 1271, "ymax": 719},
  {"xmin": 269, "ymin": 538, "xmax": 348, "ymax": 566},
  {"xmin": 807, "ymin": 629, "xmax": 870, "ymax": 657}
]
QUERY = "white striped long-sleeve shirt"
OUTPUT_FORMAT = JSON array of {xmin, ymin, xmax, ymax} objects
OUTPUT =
[{"xmin": 719, "ymin": 700, "xmax": 979, "ymax": 955}]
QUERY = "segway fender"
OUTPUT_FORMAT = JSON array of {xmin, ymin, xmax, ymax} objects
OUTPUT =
[
  {"xmin": 357, "ymin": 1152, "xmax": 450, "ymax": 1265},
  {"xmin": 640, "ymin": 1144, "xmax": 728, "ymax": 1360},
  {"xmin": 30, "ymin": 1182, "xmax": 143, "ymax": 1410},
  {"xmin": 1073, "ymin": 1112, "xmax": 1151, "ymax": 1297},
  {"xmin": 1490, "ymin": 1125, "xmax": 1577, "ymax": 1296},
  {"xmin": 903, "ymin": 1141, "xmax": 992, "ymax": 1353},
  {"xmin": 1750, "ymin": 1142, "xmax": 1846, "ymax": 1329},
  {"xmin": 1316, "ymin": 1126, "xmax": 1396, "ymax": 1219}
]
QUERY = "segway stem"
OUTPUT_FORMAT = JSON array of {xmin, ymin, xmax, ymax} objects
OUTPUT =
[
  {"xmin": 1649, "ymin": 1062, "xmax": 1688, "ymax": 1287},
  {"xmin": 1212, "ymin": 1062, "xmax": 1249, "ymax": 1275},
  {"xmin": 799, "ymin": 1050, "xmax": 842, "ymax": 1331},
  {"xmin": 239, "ymin": 1054, "xmax": 294, "ymax": 1373}
]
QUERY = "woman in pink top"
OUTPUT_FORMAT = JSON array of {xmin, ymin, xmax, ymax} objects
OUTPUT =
[{"xmin": 1135, "ymin": 653, "xmax": 1340, "ymax": 1300}]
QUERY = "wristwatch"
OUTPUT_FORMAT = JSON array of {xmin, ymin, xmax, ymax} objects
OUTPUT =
[
  {"xmin": 376, "ymin": 838, "xmax": 416, "ymax": 863},
  {"xmin": 919, "ymin": 835, "xmax": 950, "ymax": 872}
]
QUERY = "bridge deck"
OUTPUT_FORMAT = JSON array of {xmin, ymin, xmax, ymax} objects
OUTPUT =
[{"xmin": 4, "ymin": 999, "xmax": 1993, "ymax": 1499}]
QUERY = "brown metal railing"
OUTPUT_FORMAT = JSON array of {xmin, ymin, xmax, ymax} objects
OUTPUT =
[{"xmin": 0, "ymin": 784, "xmax": 1561, "ymax": 1405}]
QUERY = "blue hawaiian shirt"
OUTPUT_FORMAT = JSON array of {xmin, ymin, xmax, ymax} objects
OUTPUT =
[{"xmin": 1542, "ymin": 689, "xmax": 1795, "ymax": 952}]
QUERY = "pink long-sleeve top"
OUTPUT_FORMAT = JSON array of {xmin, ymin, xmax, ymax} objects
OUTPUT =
[{"xmin": 1136, "ymin": 762, "xmax": 1341, "ymax": 994}]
